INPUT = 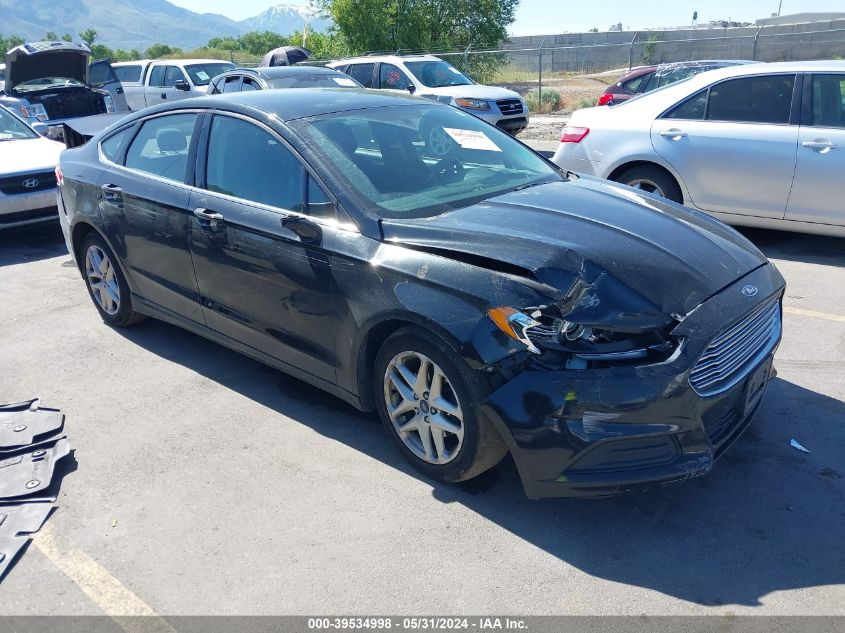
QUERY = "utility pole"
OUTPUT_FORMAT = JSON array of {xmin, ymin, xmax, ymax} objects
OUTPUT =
[{"xmin": 777, "ymin": 0, "xmax": 783, "ymax": 17}]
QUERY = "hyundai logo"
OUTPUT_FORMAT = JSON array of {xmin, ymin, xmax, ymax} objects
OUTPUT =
[
  {"xmin": 742, "ymin": 285, "xmax": 759, "ymax": 297},
  {"xmin": 22, "ymin": 179, "xmax": 39, "ymax": 189}
]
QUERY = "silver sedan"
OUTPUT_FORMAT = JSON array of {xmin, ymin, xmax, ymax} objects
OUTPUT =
[{"xmin": 552, "ymin": 60, "xmax": 845, "ymax": 238}]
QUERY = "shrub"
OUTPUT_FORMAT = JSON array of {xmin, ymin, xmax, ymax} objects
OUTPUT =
[{"xmin": 525, "ymin": 89, "xmax": 562, "ymax": 114}]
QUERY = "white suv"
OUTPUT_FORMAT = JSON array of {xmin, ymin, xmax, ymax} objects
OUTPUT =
[{"xmin": 327, "ymin": 55, "xmax": 528, "ymax": 135}]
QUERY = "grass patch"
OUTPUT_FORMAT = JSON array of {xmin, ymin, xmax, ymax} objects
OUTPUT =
[{"xmin": 525, "ymin": 89, "xmax": 563, "ymax": 114}]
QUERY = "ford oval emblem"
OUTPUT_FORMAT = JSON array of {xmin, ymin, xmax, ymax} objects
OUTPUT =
[
  {"xmin": 22, "ymin": 179, "xmax": 39, "ymax": 189},
  {"xmin": 742, "ymin": 285, "xmax": 759, "ymax": 297}
]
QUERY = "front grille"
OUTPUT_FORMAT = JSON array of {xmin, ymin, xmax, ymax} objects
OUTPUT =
[
  {"xmin": 0, "ymin": 171, "xmax": 57, "ymax": 195},
  {"xmin": 496, "ymin": 98, "xmax": 524, "ymax": 115},
  {"xmin": 689, "ymin": 295, "xmax": 781, "ymax": 396}
]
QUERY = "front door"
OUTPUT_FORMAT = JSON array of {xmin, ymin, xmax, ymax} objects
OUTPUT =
[
  {"xmin": 88, "ymin": 59, "xmax": 129, "ymax": 111},
  {"xmin": 188, "ymin": 114, "xmax": 339, "ymax": 382},
  {"xmin": 786, "ymin": 73, "xmax": 845, "ymax": 227},
  {"xmin": 652, "ymin": 73, "xmax": 799, "ymax": 219}
]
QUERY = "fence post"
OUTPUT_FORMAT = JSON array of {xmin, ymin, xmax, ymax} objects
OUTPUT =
[
  {"xmin": 538, "ymin": 38, "xmax": 546, "ymax": 104},
  {"xmin": 629, "ymin": 32, "xmax": 638, "ymax": 69},
  {"xmin": 463, "ymin": 44, "xmax": 471, "ymax": 72},
  {"xmin": 752, "ymin": 26, "xmax": 763, "ymax": 60}
]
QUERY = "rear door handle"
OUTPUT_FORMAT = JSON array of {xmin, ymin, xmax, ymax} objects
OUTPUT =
[
  {"xmin": 659, "ymin": 128, "xmax": 688, "ymax": 140},
  {"xmin": 161, "ymin": 93, "xmax": 167, "ymax": 99},
  {"xmin": 193, "ymin": 207, "xmax": 224, "ymax": 228},
  {"xmin": 100, "ymin": 183, "xmax": 122, "ymax": 201},
  {"xmin": 801, "ymin": 140, "xmax": 837, "ymax": 152}
]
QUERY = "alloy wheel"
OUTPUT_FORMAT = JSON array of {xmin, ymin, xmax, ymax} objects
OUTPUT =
[
  {"xmin": 627, "ymin": 178, "xmax": 666, "ymax": 197},
  {"xmin": 427, "ymin": 127, "xmax": 454, "ymax": 157},
  {"xmin": 383, "ymin": 351, "xmax": 464, "ymax": 465},
  {"xmin": 85, "ymin": 245, "xmax": 121, "ymax": 315}
]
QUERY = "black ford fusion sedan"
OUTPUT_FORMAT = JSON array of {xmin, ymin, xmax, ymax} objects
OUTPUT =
[{"xmin": 57, "ymin": 89, "xmax": 785, "ymax": 498}]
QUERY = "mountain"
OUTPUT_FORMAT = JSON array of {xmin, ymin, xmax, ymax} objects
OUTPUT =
[
  {"xmin": 0, "ymin": 0, "xmax": 331, "ymax": 51},
  {"xmin": 239, "ymin": 3, "xmax": 332, "ymax": 35}
]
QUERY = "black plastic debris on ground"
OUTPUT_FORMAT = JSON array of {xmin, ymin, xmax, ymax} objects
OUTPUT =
[{"xmin": 0, "ymin": 398, "xmax": 70, "ymax": 581}]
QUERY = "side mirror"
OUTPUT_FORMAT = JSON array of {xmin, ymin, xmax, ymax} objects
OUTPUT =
[
  {"xmin": 174, "ymin": 79, "xmax": 190, "ymax": 91},
  {"xmin": 407, "ymin": 84, "xmax": 416, "ymax": 94},
  {"xmin": 31, "ymin": 122, "xmax": 49, "ymax": 136}
]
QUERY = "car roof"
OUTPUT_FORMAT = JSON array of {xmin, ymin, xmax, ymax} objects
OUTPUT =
[
  {"xmin": 151, "ymin": 59, "xmax": 233, "ymax": 65},
  {"xmin": 234, "ymin": 66, "xmax": 349, "ymax": 79},
  {"xmin": 142, "ymin": 87, "xmax": 432, "ymax": 122},
  {"xmin": 111, "ymin": 60, "xmax": 152, "ymax": 66},
  {"xmin": 329, "ymin": 54, "xmax": 440, "ymax": 65}
]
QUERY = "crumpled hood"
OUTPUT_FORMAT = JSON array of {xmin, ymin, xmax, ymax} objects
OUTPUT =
[
  {"xmin": 421, "ymin": 83, "xmax": 523, "ymax": 102},
  {"xmin": 380, "ymin": 178, "xmax": 767, "ymax": 319},
  {"xmin": 5, "ymin": 42, "xmax": 91, "ymax": 93}
]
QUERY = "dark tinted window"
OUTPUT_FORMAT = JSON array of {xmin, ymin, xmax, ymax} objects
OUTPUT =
[
  {"xmin": 89, "ymin": 62, "xmax": 118, "ymax": 87},
  {"xmin": 163, "ymin": 66, "xmax": 186, "ymax": 87},
  {"xmin": 707, "ymin": 75, "xmax": 795, "ymax": 124},
  {"xmin": 113, "ymin": 65, "xmax": 142, "ymax": 83},
  {"xmin": 379, "ymin": 63, "xmax": 412, "ymax": 90},
  {"xmin": 125, "ymin": 114, "xmax": 197, "ymax": 182},
  {"xmin": 622, "ymin": 75, "xmax": 647, "ymax": 92},
  {"xmin": 242, "ymin": 78, "xmax": 260, "ymax": 91},
  {"xmin": 148, "ymin": 66, "xmax": 165, "ymax": 87},
  {"xmin": 347, "ymin": 63, "xmax": 375, "ymax": 88},
  {"xmin": 811, "ymin": 74, "xmax": 845, "ymax": 128},
  {"xmin": 205, "ymin": 116, "xmax": 304, "ymax": 211},
  {"xmin": 101, "ymin": 126, "xmax": 136, "ymax": 164},
  {"xmin": 665, "ymin": 89, "xmax": 708, "ymax": 120},
  {"xmin": 222, "ymin": 76, "xmax": 242, "ymax": 93},
  {"xmin": 307, "ymin": 175, "xmax": 333, "ymax": 218}
]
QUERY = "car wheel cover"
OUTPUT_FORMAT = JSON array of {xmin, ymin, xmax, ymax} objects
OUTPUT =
[
  {"xmin": 383, "ymin": 351, "xmax": 464, "ymax": 465},
  {"xmin": 627, "ymin": 178, "xmax": 666, "ymax": 197},
  {"xmin": 85, "ymin": 245, "xmax": 121, "ymax": 315},
  {"xmin": 428, "ymin": 127, "xmax": 453, "ymax": 157}
]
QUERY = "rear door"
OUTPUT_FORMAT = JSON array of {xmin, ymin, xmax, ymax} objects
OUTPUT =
[
  {"xmin": 346, "ymin": 63, "xmax": 376, "ymax": 89},
  {"xmin": 785, "ymin": 73, "xmax": 845, "ymax": 227},
  {"xmin": 88, "ymin": 60, "xmax": 129, "ymax": 111},
  {"xmin": 651, "ymin": 73, "xmax": 800, "ymax": 219},
  {"xmin": 97, "ymin": 112, "xmax": 204, "ymax": 323},
  {"xmin": 187, "ymin": 113, "xmax": 339, "ymax": 381}
]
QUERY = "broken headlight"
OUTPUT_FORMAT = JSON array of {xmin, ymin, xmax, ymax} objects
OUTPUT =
[{"xmin": 488, "ymin": 305, "xmax": 676, "ymax": 368}]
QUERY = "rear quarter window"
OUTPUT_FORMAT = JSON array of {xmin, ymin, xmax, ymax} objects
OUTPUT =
[{"xmin": 114, "ymin": 65, "xmax": 142, "ymax": 83}]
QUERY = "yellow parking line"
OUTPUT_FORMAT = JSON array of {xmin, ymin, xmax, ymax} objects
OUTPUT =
[
  {"xmin": 784, "ymin": 306, "xmax": 845, "ymax": 323},
  {"xmin": 32, "ymin": 525, "xmax": 177, "ymax": 632}
]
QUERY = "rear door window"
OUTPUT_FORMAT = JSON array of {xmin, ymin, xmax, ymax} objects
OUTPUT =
[
  {"xmin": 706, "ymin": 75, "xmax": 796, "ymax": 124},
  {"xmin": 665, "ymin": 89, "xmax": 708, "ymax": 120},
  {"xmin": 810, "ymin": 74, "xmax": 845, "ymax": 128},
  {"xmin": 114, "ymin": 65, "xmax": 142, "ymax": 83},
  {"xmin": 222, "ymin": 76, "xmax": 242, "ymax": 93},
  {"xmin": 347, "ymin": 63, "xmax": 375, "ymax": 88},
  {"xmin": 124, "ymin": 113, "xmax": 198, "ymax": 182},
  {"xmin": 148, "ymin": 66, "xmax": 165, "ymax": 87}
]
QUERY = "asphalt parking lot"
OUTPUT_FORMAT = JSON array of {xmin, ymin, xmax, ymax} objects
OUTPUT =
[{"xmin": 0, "ymin": 220, "xmax": 843, "ymax": 616}]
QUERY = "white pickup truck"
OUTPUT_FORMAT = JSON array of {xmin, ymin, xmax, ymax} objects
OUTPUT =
[{"xmin": 111, "ymin": 59, "xmax": 236, "ymax": 111}]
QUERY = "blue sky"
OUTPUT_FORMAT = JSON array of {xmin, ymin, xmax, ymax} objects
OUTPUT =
[{"xmin": 168, "ymin": 0, "xmax": 845, "ymax": 33}]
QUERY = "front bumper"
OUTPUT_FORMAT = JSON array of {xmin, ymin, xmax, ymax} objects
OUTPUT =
[
  {"xmin": 0, "ymin": 188, "xmax": 58, "ymax": 229},
  {"xmin": 479, "ymin": 264, "xmax": 785, "ymax": 499}
]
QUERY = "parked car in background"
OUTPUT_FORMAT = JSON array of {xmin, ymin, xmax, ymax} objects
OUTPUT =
[
  {"xmin": 554, "ymin": 60, "xmax": 845, "ymax": 237},
  {"xmin": 327, "ymin": 55, "xmax": 529, "ymax": 135},
  {"xmin": 597, "ymin": 60, "xmax": 758, "ymax": 106},
  {"xmin": 209, "ymin": 66, "xmax": 362, "ymax": 94},
  {"xmin": 112, "ymin": 59, "xmax": 236, "ymax": 110},
  {"xmin": 0, "ymin": 105, "xmax": 65, "ymax": 229},
  {"xmin": 88, "ymin": 58, "xmax": 129, "ymax": 111},
  {"xmin": 58, "ymin": 89, "xmax": 784, "ymax": 498},
  {"xmin": 1, "ymin": 41, "xmax": 124, "ymax": 140}
]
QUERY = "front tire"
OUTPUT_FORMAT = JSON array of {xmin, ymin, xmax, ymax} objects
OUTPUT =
[
  {"xmin": 373, "ymin": 326, "xmax": 508, "ymax": 483},
  {"xmin": 80, "ymin": 233, "xmax": 145, "ymax": 327},
  {"xmin": 614, "ymin": 165, "xmax": 683, "ymax": 203}
]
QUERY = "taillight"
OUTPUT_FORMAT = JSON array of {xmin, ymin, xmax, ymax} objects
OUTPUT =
[
  {"xmin": 597, "ymin": 93, "xmax": 614, "ymax": 106},
  {"xmin": 560, "ymin": 126, "xmax": 590, "ymax": 143},
  {"xmin": 55, "ymin": 163, "xmax": 64, "ymax": 186}
]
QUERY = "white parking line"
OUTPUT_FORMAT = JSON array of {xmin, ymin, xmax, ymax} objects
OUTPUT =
[
  {"xmin": 32, "ymin": 525, "xmax": 177, "ymax": 632},
  {"xmin": 784, "ymin": 306, "xmax": 845, "ymax": 323}
]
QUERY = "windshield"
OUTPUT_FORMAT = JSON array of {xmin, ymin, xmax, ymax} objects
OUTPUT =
[
  {"xmin": 14, "ymin": 77, "xmax": 85, "ymax": 91},
  {"xmin": 0, "ymin": 107, "xmax": 38, "ymax": 141},
  {"xmin": 269, "ymin": 74, "xmax": 361, "ymax": 89},
  {"xmin": 404, "ymin": 61, "xmax": 473, "ymax": 88},
  {"xmin": 185, "ymin": 63, "xmax": 236, "ymax": 86},
  {"xmin": 291, "ymin": 104, "xmax": 561, "ymax": 218}
]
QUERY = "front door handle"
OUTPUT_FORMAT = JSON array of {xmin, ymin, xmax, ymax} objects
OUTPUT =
[
  {"xmin": 193, "ymin": 207, "xmax": 224, "ymax": 228},
  {"xmin": 100, "ymin": 183, "xmax": 122, "ymax": 201},
  {"xmin": 281, "ymin": 216, "xmax": 322, "ymax": 244},
  {"xmin": 161, "ymin": 93, "xmax": 167, "ymax": 99},
  {"xmin": 659, "ymin": 128, "xmax": 688, "ymax": 140},
  {"xmin": 801, "ymin": 140, "xmax": 837, "ymax": 152}
]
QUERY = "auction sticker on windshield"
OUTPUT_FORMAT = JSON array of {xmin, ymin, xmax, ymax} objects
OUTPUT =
[
  {"xmin": 195, "ymin": 71, "xmax": 210, "ymax": 81},
  {"xmin": 333, "ymin": 77, "xmax": 357, "ymax": 87},
  {"xmin": 443, "ymin": 128, "xmax": 501, "ymax": 152}
]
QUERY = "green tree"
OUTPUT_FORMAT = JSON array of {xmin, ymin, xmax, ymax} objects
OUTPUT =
[
  {"xmin": 45, "ymin": 31, "xmax": 59, "ymax": 41},
  {"xmin": 90, "ymin": 43, "xmax": 114, "ymax": 60},
  {"xmin": 145, "ymin": 43, "xmax": 183, "ymax": 58},
  {"xmin": 62, "ymin": 34, "xmax": 73, "ymax": 42},
  {"xmin": 79, "ymin": 29, "xmax": 98, "ymax": 46},
  {"xmin": 324, "ymin": 0, "xmax": 518, "ymax": 53},
  {"xmin": 237, "ymin": 31, "xmax": 290, "ymax": 55},
  {"xmin": 207, "ymin": 36, "xmax": 241, "ymax": 51},
  {"xmin": 1, "ymin": 34, "xmax": 25, "ymax": 52}
]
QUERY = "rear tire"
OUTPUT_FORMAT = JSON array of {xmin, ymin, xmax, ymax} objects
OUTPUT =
[
  {"xmin": 373, "ymin": 326, "xmax": 508, "ymax": 483},
  {"xmin": 80, "ymin": 233, "xmax": 146, "ymax": 327},
  {"xmin": 614, "ymin": 165, "xmax": 683, "ymax": 203}
]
